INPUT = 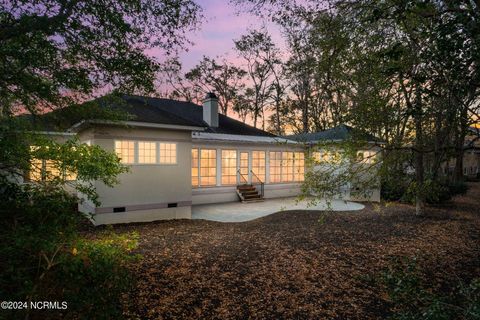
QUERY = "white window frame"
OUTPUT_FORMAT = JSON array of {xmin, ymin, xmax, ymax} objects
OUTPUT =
[{"xmin": 159, "ymin": 142, "xmax": 177, "ymax": 165}]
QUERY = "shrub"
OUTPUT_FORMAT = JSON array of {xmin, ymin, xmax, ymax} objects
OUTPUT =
[
  {"xmin": 381, "ymin": 257, "xmax": 480, "ymax": 320},
  {"xmin": 401, "ymin": 180, "xmax": 468, "ymax": 205},
  {"xmin": 0, "ymin": 180, "xmax": 139, "ymax": 319}
]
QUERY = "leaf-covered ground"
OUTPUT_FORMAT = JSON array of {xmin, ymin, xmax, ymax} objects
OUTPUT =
[{"xmin": 93, "ymin": 184, "xmax": 480, "ymax": 319}]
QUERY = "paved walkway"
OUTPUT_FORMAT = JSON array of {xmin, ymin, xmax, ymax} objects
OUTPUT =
[{"xmin": 192, "ymin": 197, "xmax": 365, "ymax": 222}]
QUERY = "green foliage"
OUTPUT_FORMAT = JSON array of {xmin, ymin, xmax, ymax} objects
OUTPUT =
[
  {"xmin": 53, "ymin": 231, "xmax": 140, "ymax": 319},
  {"xmin": 402, "ymin": 179, "xmax": 468, "ymax": 205},
  {"xmin": 0, "ymin": 0, "xmax": 202, "ymax": 115},
  {"xmin": 381, "ymin": 257, "xmax": 480, "ymax": 320},
  {"xmin": 0, "ymin": 179, "xmax": 139, "ymax": 319}
]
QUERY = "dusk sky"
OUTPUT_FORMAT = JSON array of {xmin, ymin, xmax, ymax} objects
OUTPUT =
[{"xmin": 163, "ymin": 0, "xmax": 284, "ymax": 69}]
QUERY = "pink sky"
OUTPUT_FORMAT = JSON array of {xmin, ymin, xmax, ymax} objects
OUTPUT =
[
  {"xmin": 153, "ymin": 0, "xmax": 285, "ymax": 70},
  {"xmin": 147, "ymin": 0, "xmax": 286, "ymax": 127}
]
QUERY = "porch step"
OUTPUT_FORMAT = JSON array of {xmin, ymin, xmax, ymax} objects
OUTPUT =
[{"xmin": 236, "ymin": 184, "xmax": 264, "ymax": 202}]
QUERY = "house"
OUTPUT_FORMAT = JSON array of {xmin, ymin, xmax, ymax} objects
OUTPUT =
[
  {"xmin": 441, "ymin": 126, "xmax": 480, "ymax": 179},
  {"xmin": 26, "ymin": 94, "xmax": 380, "ymax": 225}
]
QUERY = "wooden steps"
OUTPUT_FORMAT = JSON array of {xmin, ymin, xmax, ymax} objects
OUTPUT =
[{"xmin": 236, "ymin": 184, "xmax": 264, "ymax": 202}]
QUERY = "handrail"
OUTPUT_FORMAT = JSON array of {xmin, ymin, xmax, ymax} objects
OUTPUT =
[
  {"xmin": 250, "ymin": 170, "xmax": 264, "ymax": 198},
  {"xmin": 237, "ymin": 169, "xmax": 249, "ymax": 185}
]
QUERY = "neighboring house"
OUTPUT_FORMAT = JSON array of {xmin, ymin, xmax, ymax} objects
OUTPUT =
[
  {"xmin": 25, "ymin": 94, "xmax": 380, "ymax": 225},
  {"xmin": 441, "ymin": 126, "xmax": 480, "ymax": 178}
]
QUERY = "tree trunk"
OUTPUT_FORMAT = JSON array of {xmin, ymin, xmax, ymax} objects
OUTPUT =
[
  {"xmin": 275, "ymin": 99, "xmax": 281, "ymax": 135},
  {"xmin": 414, "ymin": 89, "xmax": 425, "ymax": 216},
  {"xmin": 453, "ymin": 108, "xmax": 468, "ymax": 184}
]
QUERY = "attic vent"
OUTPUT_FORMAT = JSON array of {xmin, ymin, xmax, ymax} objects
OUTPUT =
[
  {"xmin": 113, "ymin": 207, "xmax": 126, "ymax": 213},
  {"xmin": 168, "ymin": 203, "xmax": 178, "ymax": 208}
]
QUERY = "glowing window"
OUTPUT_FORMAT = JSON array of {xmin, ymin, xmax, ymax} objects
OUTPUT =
[
  {"xmin": 239, "ymin": 152, "xmax": 249, "ymax": 184},
  {"xmin": 282, "ymin": 152, "xmax": 294, "ymax": 182},
  {"xmin": 269, "ymin": 152, "xmax": 282, "ymax": 183},
  {"xmin": 221, "ymin": 150, "xmax": 237, "ymax": 185},
  {"xmin": 294, "ymin": 152, "xmax": 305, "ymax": 182},
  {"xmin": 200, "ymin": 149, "xmax": 216, "ymax": 186},
  {"xmin": 138, "ymin": 141, "xmax": 157, "ymax": 164},
  {"xmin": 251, "ymin": 151, "xmax": 265, "ymax": 182},
  {"xmin": 160, "ymin": 143, "xmax": 177, "ymax": 164},
  {"xmin": 191, "ymin": 148, "xmax": 199, "ymax": 188},
  {"xmin": 115, "ymin": 140, "xmax": 135, "ymax": 164}
]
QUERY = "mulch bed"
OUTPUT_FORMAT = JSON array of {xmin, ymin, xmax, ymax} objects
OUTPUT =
[{"xmin": 94, "ymin": 184, "xmax": 480, "ymax": 319}]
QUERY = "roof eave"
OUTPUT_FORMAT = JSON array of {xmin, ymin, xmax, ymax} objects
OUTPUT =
[{"xmin": 68, "ymin": 120, "xmax": 206, "ymax": 133}]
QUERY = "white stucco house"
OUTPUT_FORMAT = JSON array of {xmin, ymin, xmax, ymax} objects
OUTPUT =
[{"xmin": 26, "ymin": 93, "xmax": 380, "ymax": 225}]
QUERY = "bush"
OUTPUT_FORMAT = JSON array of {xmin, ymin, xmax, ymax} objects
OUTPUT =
[
  {"xmin": 381, "ymin": 257, "xmax": 480, "ymax": 320},
  {"xmin": 0, "ymin": 179, "xmax": 139, "ymax": 319},
  {"xmin": 400, "ymin": 179, "xmax": 468, "ymax": 205}
]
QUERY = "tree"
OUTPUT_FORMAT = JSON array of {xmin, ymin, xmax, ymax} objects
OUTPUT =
[
  {"xmin": 0, "ymin": 1, "xmax": 202, "ymax": 317},
  {"xmin": 234, "ymin": 0, "xmax": 480, "ymax": 215},
  {"xmin": 235, "ymin": 29, "xmax": 276, "ymax": 129},
  {"xmin": 185, "ymin": 56, "xmax": 246, "ymax": 115},
  {"xmin": 0, "ymin": 0, "xmax": 202, "ymax": 116}
]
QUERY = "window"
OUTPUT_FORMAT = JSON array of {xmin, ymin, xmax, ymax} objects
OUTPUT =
[
  {"xmin": 191, "ymin": 149, "xmax": 199, "ymax": 187},
  {"xmin": 29, "ymin": 159, "xmax": 76, "ymax": 182},
  {"xmin": 251, "ymin": 151, "xmax": 265, "ymax": 182},
  {"xmin": 294, "ymin": 152, "xmax": 305, "ymax": 182},
  {"xmin": 282, "ymin": 152, "xmax": 294, "ymax": 182},
  {"xmin": 269, "ymin": 152, "xmax": 282, "ymax": 183},
  {"xmin": 115, "ymin": 140, "xmax": 135, "ymax": 164},
  {"xmin": 221, "ymin": 150, "xmax": 237, "ymax": 185},
  {"xmin": 358, "ymin": 150, "xmax": 376, "ymax": 163},
  {"xmin": 200, "ymin": 149, "xmax": 216, "ymax": 186},
  {"xmin": 29, "ymin": 158, "xmax": 44, "ymax": 181},
  {"xmin": 138, "ymin": 141, "xmax": 156, "ymax": 164},
  {"xmin": 239, "ymin": 152, "xmax": 249, "ymax": 184},
  {"xmin": 160, "ymin": 143, "xmax": 177, "ymax": 164}
]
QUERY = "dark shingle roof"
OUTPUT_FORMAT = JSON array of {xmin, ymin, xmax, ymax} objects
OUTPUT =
[
  {"xmin": 19, "ymin": 95, "xmax": 276, "ymax": 137},
  {"xmin": 117, "ymin": 95, "xmax": 275, "ymax": 137},
  {"xmin": 285, "ymin": 124, "xmax": 380, "ymax": 143}
]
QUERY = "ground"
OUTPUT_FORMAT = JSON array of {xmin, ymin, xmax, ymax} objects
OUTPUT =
[{"xmin": 94, "ymin": 184, "xmax": 480, "ymax": 319}]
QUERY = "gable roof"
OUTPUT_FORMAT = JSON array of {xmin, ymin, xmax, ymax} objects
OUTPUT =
[{"xmin": 284, "ymin": 124, "xmax": 380, "ymax": 143}]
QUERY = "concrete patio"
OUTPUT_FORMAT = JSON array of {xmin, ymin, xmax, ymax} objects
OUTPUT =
[{"xmin": 192, "ymin": 197, "xmax": 365, "ymax": 222}]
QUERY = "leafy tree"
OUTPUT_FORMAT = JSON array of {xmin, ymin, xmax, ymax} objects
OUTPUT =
[
  {"xmin": 0, "ymin": 0, "xmax": 202, "ymax": 116},
  {"xmin": 234, "ymin": 0, "xmax": 480, "ymax": 215},
  {"xmin": 0, "ymin": 0, "xmax": 202, "ymax": 317}
]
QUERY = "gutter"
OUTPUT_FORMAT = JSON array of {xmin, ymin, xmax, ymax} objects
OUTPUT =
[{"xmin": 68, "ymin": 120, "xmax": 206, "ymax": 132}]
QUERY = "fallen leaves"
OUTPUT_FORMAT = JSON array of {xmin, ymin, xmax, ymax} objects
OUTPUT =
[{"xmin": 93, "ymin": 184, "xmax": 480, "ymax": 319}]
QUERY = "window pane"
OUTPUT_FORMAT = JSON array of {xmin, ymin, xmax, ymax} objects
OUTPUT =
[
  {"xmin": 294, "ymin": 152, "xmax": 305, "ymax": 182},
  {"xmin": 252, "ymin": 151, "xmax": 265, "ymax": 182},
  {"xmin": 191, "ymin": 149, "xmax": 199, "ymax": 188},
  {"xmin": 221, "ymin": 150, "xmax": 237, "ymax": 185},
  {"xmin": 200, "ymin": 149, "xmax": 216, "ymax": 186},
  {"xmin": 282, "ymin": 152, "xmax": 294, "ymax": 182},
  {"xmin": 160, "ymin": 143, "xmax": 177, "ymax": 164},
  {"xmin": 269, "ymin": 151, "xmax": 282, "ymax": 183},
  {"xmin": 115, "ymin": 140, "xmax": 135, "ymax": 164},
  {"xmin": 138, "ymin": 141, "xmax": 157, "ymax": 164}
]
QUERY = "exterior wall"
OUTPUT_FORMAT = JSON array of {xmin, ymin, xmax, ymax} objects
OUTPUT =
[
  {"xmin": 309, "ymin": 146, "xmax": 382, "ymax": 203},
  {"xmin": 191, "ymin": 140, "xmax": 304, "ymax": 204},
  {"xmin": 80, "ymin": 125, "xmax": 193, "ymax": 225},
  {"xmin": 91, "ymin": 206, "xmax": 191, "ymax": 226},
  {"xmin": 192, "ymin": 183, "xmax": 301, "ymax": 205}
]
